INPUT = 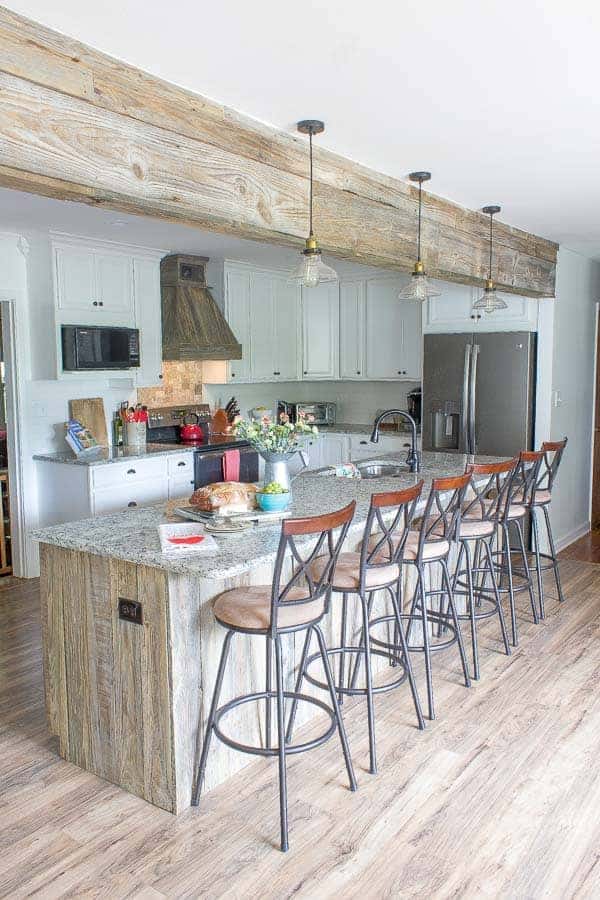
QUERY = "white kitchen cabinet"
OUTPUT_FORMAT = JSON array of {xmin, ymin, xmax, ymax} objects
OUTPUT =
[
  {"xmin": 301, "ymin": 282, "xmax": 339, "ymax": 380},
  {"xmin": 424, "ymin": 283, "xmax": 539, "ymax": 333},
  {"xmin": 225, "ymin": 269, "xmax": 252, "ymax": 383},
  {"xmin": 134, "ymin": 256, "xmax": 163, "ymax": 387},
  {"xmin": 92, "ymin": 479, "xmax": 166, "ymax": 515},
  {"xmin": 339, "ymin": 280, "xmax": 366, "ymax": 379},
  {"xmin": 54, "ymin": 244, "xmax": 134, "ymax": 319},
  {"xmin": 320, "ymin": 433, "xmax": 350, "ymax": 466},
  {"xmin": 364, "ymin": 278, "xmax": 422, "ymax": 380}
]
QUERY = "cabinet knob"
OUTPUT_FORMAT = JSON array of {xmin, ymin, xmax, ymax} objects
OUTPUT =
[
  {"xmin": 158, "ymin": 373, "xmax": 163, "ymax": 379},
  {"xmin": 303, "ymin": 371, "xmax": 307, "ymax": 375},
  {"xmin": 231, "ymin": 373, "xmax": 236, "ymax": 377},
  {"xmin": 177, "ymin": 461, "xmax": 186, "ymax": 467},
  {"xmin": 92, "ymin": 300, "xmax": 98, "ymax": 306},
  {"xmin": 99, "ymin": 301, "xmax": 104, "ymax": 307},
  {"xmin": 127, "ymin": 468, "xmax": 136, "ymax": 475},
  {"xmin": 360, "ymin": 440, "xmax": 367, "ymax": 445},
  {"xmin": 127, "ymin": 501, "xmax": 137, "ymax": 508},
  {"xmin": 356, "ymin": 370, "xmax": 361, "ymax": 375},
  {"xmin": 273, "ymin": 371, "xmax": 280, "ymax": 376}
]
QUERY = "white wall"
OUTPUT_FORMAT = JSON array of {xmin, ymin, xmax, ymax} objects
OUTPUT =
[{"xmin": 548, "ymin": 247, "xmax": 600, "ymax": 549}]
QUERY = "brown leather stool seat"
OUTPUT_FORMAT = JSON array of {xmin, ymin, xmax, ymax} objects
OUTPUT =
[{"xmin": 214, "ymin": 585, "xmax": 325, "ymax": 631}]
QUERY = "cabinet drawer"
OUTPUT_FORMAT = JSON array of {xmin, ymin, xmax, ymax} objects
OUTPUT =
[
  {"xmin": 167, "ymin": 453, "xmax": 195, "ymax": 477},
  {"xmin": 91, "ymin": 456, "xmax": 168, "ymax": 490},
  {"xmin": 92, "ymin": 480, "xmax": 166, "ymax": 515}
]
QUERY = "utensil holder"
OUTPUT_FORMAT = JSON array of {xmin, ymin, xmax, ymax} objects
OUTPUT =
[{"xmin": 126, "ymin": 421, "xmax": 147, "ymax": 448}]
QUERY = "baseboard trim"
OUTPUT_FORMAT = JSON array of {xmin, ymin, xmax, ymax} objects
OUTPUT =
[{"xmin": 556, "ymin": 521, "xmax": 591, "ymax": 553}]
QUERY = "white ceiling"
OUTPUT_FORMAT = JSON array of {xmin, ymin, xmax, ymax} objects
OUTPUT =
[{"xmin": 4, "ymin": 0, "xmax": 600, "ymax": 257}]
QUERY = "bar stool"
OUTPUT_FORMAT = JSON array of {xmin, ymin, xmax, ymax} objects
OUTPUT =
[
  {"xmin": 493, "ymin": 451, "xmax": 544, "ymax": 647},
  {"xmin": 451, "ymin": 460, "xmax": 515, "ymax": 680},
  {"xmin": 527, "ymin": 438, "xmax": 568, "ymax": 618},
  {"xmin": 373, "ymin": 474, "xmax": 473, "ymax": 722},
  {"xmin": 287, "ymin": 483, "xmax": 426, "ymax": 776},
  {"xmin": 192, "ymin": 501, "xmax": 357, "ymax": 853}
]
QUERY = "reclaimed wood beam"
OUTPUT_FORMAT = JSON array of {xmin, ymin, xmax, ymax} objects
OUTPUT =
[{"xmin": 0, "ymin": 6, "xmax": 557, "ymax": 296}]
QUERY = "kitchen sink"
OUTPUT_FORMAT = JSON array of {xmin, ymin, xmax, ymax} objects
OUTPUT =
[{"xmin": 356, "ymin": 461, "xmax": 407, "ymax": 479}]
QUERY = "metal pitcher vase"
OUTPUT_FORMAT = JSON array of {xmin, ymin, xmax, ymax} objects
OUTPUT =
[{"xmin": 260, "ymin": 449, "xmax": 309, "ymax": 494}]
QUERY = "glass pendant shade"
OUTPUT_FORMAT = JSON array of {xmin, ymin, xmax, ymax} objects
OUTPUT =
[
  {"xmin": 289, "ymin": 246, "xmax": 339, "ymax": 288},
  {"xmin": 473, "ymin": 282, "xmax": 508, "ymax": 314},
  {"xmin": 398, "ymin": 268, "xmax": 441, "ymax": 300}
]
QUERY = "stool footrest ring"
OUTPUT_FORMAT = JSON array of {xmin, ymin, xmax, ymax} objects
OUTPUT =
[{"xmin": 303, "ymin": 647, "xmax": 408, "ymax": 696}]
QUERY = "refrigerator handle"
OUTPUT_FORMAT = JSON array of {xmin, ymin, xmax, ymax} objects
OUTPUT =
[
  {"xmin": 469, "ymin": 343, "xmax": 480, "ymax": 454},
  {"xmin": 461, "ymin": 343, "xmax": 471, "ymax": 452}
]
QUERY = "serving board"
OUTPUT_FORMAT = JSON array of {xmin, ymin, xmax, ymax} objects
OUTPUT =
[
  {"xmin": 69, "ymin": 397, "xmax": 109, "ymax": 447},
  {"xmin": 174, "ymin": 505, "xmax": 290, "ymax": 526}
]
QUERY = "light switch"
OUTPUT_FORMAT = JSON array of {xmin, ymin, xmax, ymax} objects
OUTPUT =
[{"xmin": 552, "ymin": 390, "xmax": 562, "ymax": 408}]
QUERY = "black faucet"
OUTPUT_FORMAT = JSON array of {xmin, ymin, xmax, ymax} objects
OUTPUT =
[{"xmin": 370, "ymin": 409, "xmax": 421, "ymax": 473}]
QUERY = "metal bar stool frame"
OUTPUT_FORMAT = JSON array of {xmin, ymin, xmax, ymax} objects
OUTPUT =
[
  {"xmin": 375, "ymin": 473, "xmax": 473, "ymax": 722},
  {"xmin": 191, "ymin": 501, "xmax": 357, "ymax": 853},
  {"xmin": 286, "ymin": 482, "xmax": 426, "ymax": 776},
  {"xmin": 451, "ymin": 459, "xmax": 515, "ymax": 680},
  {"xmin": 492, "ymin": 450, "xmax": 544, "ymax": 647}
]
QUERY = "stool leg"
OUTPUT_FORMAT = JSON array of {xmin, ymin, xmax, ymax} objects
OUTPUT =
[
  {"xmin": 502, "ymin": 523, "xmax": 518, "ymax": 647},
  {"xmin": 513, "ymin": 519, "xmax": 539, "ymax": 625},
  {"xmin": 530, "ymin": 508, "xmax": 545, "ymax": 620},
  {"xmin": 339, "ymin": 593, "xmax": 348, "ymax": 703},
  {"xmin": 313, "ymin": 625, "xmax": 357, "ymax": 793},
  {"xmin": 285, "ymin": 627, "xmax": 312, "ymax": 743},
  {"xmin": 463, "ymin": 540, "xmax": 479, "ymax": 680},
  {"xmin": 543, "ymin": 504, "xmax": 566, "ymax": 603},
  {"xmin": 192, "ymin": 629, "xmax": 234, "ymax": 806},
  {"xmin": 359, "ymin": 591, "xmax": 377, "ymax": 774},
  {"xmin": 389, "ymin": 584, "xmax": 425, "ymax": 730},
  {"xmin": 417, "ymin": 563, "xmax": 435, "ymax": 721},
  {"xmin": 265, "ymin": 635, "xmax": 272, "ymax": 749},
  {"xmin": 482, "ymin": 537, "xmax": 511, "ymax": 657},
  {"xmin": 440, "ymin": 559, "xmax": 471, "ymax": 689},
  {"xmin": 274, "ymin": 635, "xmax": 289, "ymax": 852}
]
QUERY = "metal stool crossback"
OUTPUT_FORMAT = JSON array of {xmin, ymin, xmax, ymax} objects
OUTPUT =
[
  {"xmin": 397, "ymin": 473, "xmax": 473, "ymax": 721},
  {"xmin": 192, "ymin": 500, "xmax": 357, "ymax": 853},
  {"xmin": 287, "ymin": 482, "xmax": 426, "ymax": 776},
  {"xmin": 451, "ymin": 459, "xmax": 516, "ymax": 679},
  {"xmin": 528, "ymin": 438, "xmax": 568, "ymax": 617}
]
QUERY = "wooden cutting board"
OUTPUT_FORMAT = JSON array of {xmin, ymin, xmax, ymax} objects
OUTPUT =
[{"xmin": 69, "ymin": 397, "xmax": 109, "ymax": 447}]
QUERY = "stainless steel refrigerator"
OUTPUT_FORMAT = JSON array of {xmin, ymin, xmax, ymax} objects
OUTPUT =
[{"xmin": 422, "ymin": 332, "xmax": 536, "ymax": 457}]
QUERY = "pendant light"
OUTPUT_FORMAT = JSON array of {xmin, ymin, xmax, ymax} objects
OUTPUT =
[
  {"xmin": 473, "ymin": 205, "xmax": 508, "ymax": 314},
  {"xmin": 289, "ymin": 120, "xmax": 338, "ymax": 288},
  {"xmin": 398, "ymin": 172, "xmax": 441, "ymax": 301}
]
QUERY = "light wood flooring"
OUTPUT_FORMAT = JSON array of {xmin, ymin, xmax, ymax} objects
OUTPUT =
[
  {"xmin": 1, "ymin": 563, "xmax": 599, "ymax": 899},
  {"xmin": 560, "ymin": 529, "xmax": 600, "ymax": 564}
]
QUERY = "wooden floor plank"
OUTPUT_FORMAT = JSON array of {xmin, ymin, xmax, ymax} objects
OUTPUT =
[{"xmin": 0, "ymin": 561, "xmax": 599, "ymax": 898}]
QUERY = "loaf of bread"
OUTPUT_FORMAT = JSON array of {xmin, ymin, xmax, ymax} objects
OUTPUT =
[{"xmin": 189, "ymin": 481, "xmax": 257, "ymax": 514}]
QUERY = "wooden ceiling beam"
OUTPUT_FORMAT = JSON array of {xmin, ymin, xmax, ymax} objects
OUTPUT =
[{"xmin": 0, "ymin": 7, "xmax": 557, "ymax": 296}]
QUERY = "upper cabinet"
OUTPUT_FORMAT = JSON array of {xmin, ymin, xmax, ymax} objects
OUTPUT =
[
  {"xmin": 301, "ymin": 282, "xmax": 339, "ymax": 380},
  {"xmin": 340, "ymin": 280, "xmax": 366, "ymax": 379},
  {"xmin": 225, "ymin": 269, "xmax": 252, "ymax": 383},
  {"xmin": 54, "ymin": 245, "xmax": 134, "ymax": 319},
  {"xmin": 424, "ymin": 283, "xmax": 539, "ymax": 333},
  {"xmin": 52, "ymin": 236, "xmax": 164, "ymax": 383}
]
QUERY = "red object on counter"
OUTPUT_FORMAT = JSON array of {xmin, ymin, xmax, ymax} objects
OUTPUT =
[
  {"xmin": 222, "ymin": 449, "xmax": 240, "ymax": 481},
  {"xmin": 167, "ymin": 535, "xmax": 205, "ymax": 545},
  {"xmin": 180, "ymin": 413, "xmax": 204, "ymax": 442}
]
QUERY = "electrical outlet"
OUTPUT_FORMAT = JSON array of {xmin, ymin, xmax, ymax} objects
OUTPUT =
[
  {"xmin": 552, "ymin": 390, "xmax": 562, "ymax": 408},
  {"xmin": 118, "ymin": 598, "xmax": 143, "ymax": 625}
]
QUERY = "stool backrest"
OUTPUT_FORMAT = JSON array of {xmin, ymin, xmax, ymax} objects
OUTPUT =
[
  {"xmin": 360, "ymin": 481, "xmax": 424, "ymax": 585},
  {"xmin": 537, "ymin": 437, "xmax": 568, "ymax": 493},
  {"xmin": 504, "ymin": 450, "xmax": 544, "ymax": 512},
  {"xmin": 463, "ymin": 458, "xmax": 517, "ymax": 523},
  {"xmin": 417, "ymin": 473, "xmax": 472, "ymax": 554},
  {"xmin": 270, "ymin": 500, "xmax": 356, "ymax": 633}
]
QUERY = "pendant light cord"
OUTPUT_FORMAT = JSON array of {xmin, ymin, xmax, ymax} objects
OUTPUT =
[
  {"xmin": 488, "ymin": 211, "xmax": 493, "ymax": 280},
  {"xmin": 309, "ymin": 131, "xmax": 314, "ymax": 237},
  {"xmin": 417, "ymin": 180, "xmax": 422, "ymax": 263}
]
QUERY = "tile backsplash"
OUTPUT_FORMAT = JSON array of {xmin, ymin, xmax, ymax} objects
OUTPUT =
[{"xmin": 137, "ymin": 361, "xmax": 204, "ymax": 407}]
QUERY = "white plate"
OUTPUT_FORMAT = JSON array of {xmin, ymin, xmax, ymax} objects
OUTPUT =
[{"xmin": 204, "ymin": 520, "xmax": 250, "ymax": 534}]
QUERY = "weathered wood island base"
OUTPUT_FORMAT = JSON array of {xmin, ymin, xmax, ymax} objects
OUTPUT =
[{"xmin": 36, "ymin": 451, "xmax": 504, "ymax": 814}]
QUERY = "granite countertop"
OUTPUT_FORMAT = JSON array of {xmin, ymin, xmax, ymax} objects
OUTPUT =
[
  {"xmin": 32, "ymin": 450, "xmax": 504, "ymax": 580},
  {"xmin": 33, "ymin": 436, "xmax": 250, "ymax": 467},
  {"xmin": 320, "ymin": 423, "xmax": 419, "ymax": 436}
]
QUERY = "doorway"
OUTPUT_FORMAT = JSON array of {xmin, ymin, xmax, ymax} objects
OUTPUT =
[{"xmin": 0, "ymin": 299, "xmax": 26, "ymax": 578}]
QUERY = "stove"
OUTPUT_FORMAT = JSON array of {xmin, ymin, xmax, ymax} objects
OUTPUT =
[{"xmin": 146, "ymin": 404, "xmax": 259, "ymax": 488}]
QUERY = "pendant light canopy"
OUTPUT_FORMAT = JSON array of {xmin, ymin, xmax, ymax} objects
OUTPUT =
[
  {"xmin": 398, "ymin": 171, "xmax": 441, "ymax": 301},
  {"xmin": 289, "ymin": 120, "xmax": 338, "ymax": 288},
  {"xmin": 473, "ymin": 205, "xmax": 508, "ymax": 314}
]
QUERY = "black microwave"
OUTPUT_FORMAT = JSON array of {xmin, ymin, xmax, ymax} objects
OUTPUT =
[{"xmin": 61, "ymin": 325, "xmax": 140, "ymax": 371}]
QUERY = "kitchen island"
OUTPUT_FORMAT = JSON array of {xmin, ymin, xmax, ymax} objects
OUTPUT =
[{"xmin": 33, "ymin": 451, "xmax": 502, "ymax": 814}]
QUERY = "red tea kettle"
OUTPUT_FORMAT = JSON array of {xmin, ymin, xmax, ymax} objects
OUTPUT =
[{"xmin": 180, "ymin": 413, "xmax": 204, "ymax": 443}]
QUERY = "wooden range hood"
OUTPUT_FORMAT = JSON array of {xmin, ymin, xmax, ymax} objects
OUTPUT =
[{"xmin": 161, "ymin": 255, "xmax": 242, "ymax": 361}]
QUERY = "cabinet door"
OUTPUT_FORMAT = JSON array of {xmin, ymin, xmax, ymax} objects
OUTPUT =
[
  {"xmin": 249, "ymin": 272, "xmax": 276, "ymax": 381},
  {"xmin": 365, "ymin": 279, "xmax": 405, "ymax": 379},
  {"xmin": 225, "ymin": 269, "xmax": 252, "ymax": 383},
  {"xmin": 321, "ymin": 433, "xmax": 350, "ymax": 466},
  {"xmin": 301, "ymin": 282, "xmax": 339, "ymax": 379},
  {"xmin": 95, "ymin": 253, "xmax": 134, "ymax": 317},
  {"xmin": 272, "ymin": 277, "xmax": 300, "ymax": 381},
  {"xmin": 134, "ymin": 257, "xmax": 163, "ymax": 387},
  {"xmin": 55, "ymin": 246, "xmax": 96, "ymax": 312},
  {"xmin": 340, "ymin": 281, "xmax": 366, "ymax": 379},
  {"xmin": 398, "ymin": 300, "xmax": 422, "ymax": 379},
  {"xmin": 92, "ymin": 479, "xmax": 166, "ymax": 516},
  {"xmin": 425, "ymin": 284, "xmax": 538, "ymax": 333}
]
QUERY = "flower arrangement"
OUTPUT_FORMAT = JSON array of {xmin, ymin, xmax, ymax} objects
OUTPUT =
[{"xmin": 235, "ymin": 411, "xmax": 318, "ymax": 455}]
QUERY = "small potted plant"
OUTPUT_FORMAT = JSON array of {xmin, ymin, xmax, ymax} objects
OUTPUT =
[{"xmin": 235, "ymin": 411, "xmax": 318, "ymax": 493}]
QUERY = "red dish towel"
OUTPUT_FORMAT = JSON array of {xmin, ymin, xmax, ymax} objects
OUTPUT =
[{"xmin": 222, "ymin": 449, "xmax": 240, "ymax": 481}]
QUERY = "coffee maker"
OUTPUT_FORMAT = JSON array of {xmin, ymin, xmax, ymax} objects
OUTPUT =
[{"xmin": 407, "ymin": 387, "xmax": 422, "ymax": 428}]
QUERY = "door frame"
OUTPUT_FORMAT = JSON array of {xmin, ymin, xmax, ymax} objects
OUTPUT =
[
  {"xmin": 0, "ymin": 296, "xmax": 29, "ymax": 577},
  {"xmin": 590, "ymin": 302, "xmax": 600, "ymax": 528}
]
